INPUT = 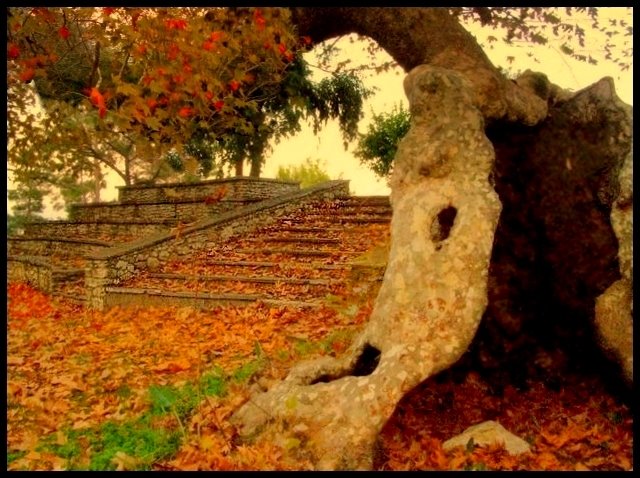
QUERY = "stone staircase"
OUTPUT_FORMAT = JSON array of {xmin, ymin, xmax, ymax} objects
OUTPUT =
[
  {"xmin": 8, "ymin": 178, "xmax": 391, "ymax": 309},
  {"xmin": 107, "ymin": 196, "xmax": 391, "ymax": 309}
]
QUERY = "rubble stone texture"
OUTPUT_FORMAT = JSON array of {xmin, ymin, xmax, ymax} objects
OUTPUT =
[{"xmin": 231, "ymin": 65, "xmax": 502, "ymax": 469}]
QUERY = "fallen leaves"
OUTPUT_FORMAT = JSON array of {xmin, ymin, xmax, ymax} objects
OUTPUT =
[
  {"xmin": 376, "ymin": 368, "xmax": 633, "ymax": 471},
  {"xmin": 7, "ymin": 281, "xmax": 365, "ymax": 470}
]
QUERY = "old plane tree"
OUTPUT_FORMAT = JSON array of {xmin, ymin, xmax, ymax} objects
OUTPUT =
[{"xmin": 7, "ymin": 7, "xmax": 632, "ymax": 469}]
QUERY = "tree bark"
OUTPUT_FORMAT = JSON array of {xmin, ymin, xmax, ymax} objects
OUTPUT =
[
  {"xmin": 230, "ymin": 7, "xmax": 632, "ymax": 469},
  {"xmin": 234, "ymin": 159, "xmax": 244, "ymax": 177},
  {"xmin": 289, "ymin": 7, "xmax": 547, "ymax": 124}
]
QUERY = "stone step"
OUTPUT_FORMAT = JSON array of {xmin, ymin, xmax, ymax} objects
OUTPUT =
[
  {"xmin": 343, "ymin": 195, "xmax": 391, "ymax": 206},
  {"xmin": 235, "ymin": 248, "xmax": 361, "ymax": 258},
  {"xmin": 328, "ymin": 206, "xmax": 392, "ymax": 215},
  {"xmin": 147, "ymin": 272, "xmax": 340, "ymax": 286},
  {"xmin": 260, "ymin": 236, "xmax": 341, "ymax": 245},
  {"xmin": 282, "ymin": 216, "xmax": 391, "ymax": 224},
  {"xmin": 104, "ymin": 287, "xmax": 322, "ymax": 309},
  {"xmin": 198, "ymin": 260, "xmax": 351, "ymax": 271}
]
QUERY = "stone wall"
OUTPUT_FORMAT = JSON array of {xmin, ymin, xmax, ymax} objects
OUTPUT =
[
  {"xmin": 68, "ymin": 200, "xmax": 245, "ymax": 224},
  {"xmin": 118, "ymin": 177, "xmax": 300, "ymax": 204},
  {"xmin": 85, "ymin": 180, "xmax": 350, "ymax": 310},
  {"xmin": 7, "ymin": 256, "xmax": 53, "ymax": 292},
  {"xmin": 24, "ymin": 221, "xmax": 170, "ymax": 241},
  {"xmin": 8, "ymin": 237, "xmax": 113, "ymax": 258}
]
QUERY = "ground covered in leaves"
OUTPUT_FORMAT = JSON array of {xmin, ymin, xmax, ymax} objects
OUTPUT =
[{"xmin": 6, "ymin": 282, "xmax": 633, "ymax": 471}]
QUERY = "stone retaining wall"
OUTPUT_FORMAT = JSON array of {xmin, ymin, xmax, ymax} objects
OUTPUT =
[
  {"xmin": 118, "ymin": 177, "xmax": 300, "ymax": 204},
  {"xmin": 24, "ymin": 221, "xmax": 170, "ymax": 241},
  {"xmin": 8, "ymin": 256, "xmax": 53, "ymax": 292},
  {"xmin": 68, "ymin": 199, "xmax": 252, "ymax": 223},
  {"xmin": 85, "ymin": 180, "xmax": 350, "ymax": 310},
  {"xmin": 9, "ymin": 237, "xmax": 113, "ymax": 258}
]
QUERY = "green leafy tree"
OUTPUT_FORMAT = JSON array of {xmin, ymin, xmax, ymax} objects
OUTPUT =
[
  {"xmin": 276, "ymin": 157, "xmax": 332, "ymax": 188},
  {"xmin": 7, "ymin": 6, "xmax": 372, "ymax": 213},
  {"xmin": 354, "ymin": 103, "xmax": 410, "ymax": 178}
]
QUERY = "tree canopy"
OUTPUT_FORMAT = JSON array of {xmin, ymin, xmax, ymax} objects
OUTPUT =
[{"xmin": 7, "ymin": 7, "xmax": 632, "ymax": 221}]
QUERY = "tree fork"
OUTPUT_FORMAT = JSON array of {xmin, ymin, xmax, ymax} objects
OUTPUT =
[{"xmin": 289, "ymin": 7, "xmax": 547, "ymax": 124}]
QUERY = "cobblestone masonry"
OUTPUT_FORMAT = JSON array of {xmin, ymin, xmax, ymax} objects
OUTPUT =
[
  {"xmin": 23, "ymin": 221, "xmax": 170, "ymax": 241},
  {"xmin": 85, "ymin": 181, "xmax": 350, "ymax": 309},
  {"xmin": 8, "ymin": 237, "xmax": 113, "ymax": 258},
  {"xmin": 117, "ymin": 177, "xmax": 300, "ymax": 204},
  {"xmin": 7, "ymin": 256, "xmax": 53, "ymax": 292}
]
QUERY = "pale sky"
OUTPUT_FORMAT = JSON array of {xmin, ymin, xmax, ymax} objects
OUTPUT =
[{"xmin": 8, "ymin": 7, "xmax": 633, "ymax": 218}]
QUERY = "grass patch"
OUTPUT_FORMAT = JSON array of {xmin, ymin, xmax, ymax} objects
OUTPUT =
[
  {"xmin": 34, "ymin": 365, "xmax": 232, "ymax": 471},
  {"xmin": 231, "ymin": 358, "xmax": 266, "ymax": 383},
  {"xmin": 7, "ymin": 449, "xmax": 27, "ymax": 467},
  {"xmin": 200, "ymin": 367, "xmax": 227, "ymax": 397},
  {"xmin": 39, "ymin": 417, "xmax": 182, "ymax": 471}
]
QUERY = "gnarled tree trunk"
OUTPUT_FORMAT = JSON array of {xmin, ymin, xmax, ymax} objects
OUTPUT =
[{"xmin": 231, "ymin": 7, "xmax": 632, "ymax": 469}]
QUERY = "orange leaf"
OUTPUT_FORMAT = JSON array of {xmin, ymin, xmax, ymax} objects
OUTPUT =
[
  {"xmin": 209, "ymin": 31, "xmax": 223, "ymax": 42},
  {"xmin": 178, "ymin": 107, "xmax": 193, "ymax": 118},
  {"xmin": 153, "ymin": 358, "xmax": 191, "ymax": 373}
]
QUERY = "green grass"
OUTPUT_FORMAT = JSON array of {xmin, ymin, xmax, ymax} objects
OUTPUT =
[
  {"xmin": 37, "ymin": 411, "xmax": 182, "ymax": 470},
  {"xmin": 7, "ymin": 449, "xmax": 27, "ymax": 467},
  {"xmin": 231, "ymin": 358, "xmax": 266, "ymax": 383},
  {"xmin": 30, "ymin": 360, "xmax": 263, "ymax": 470}
]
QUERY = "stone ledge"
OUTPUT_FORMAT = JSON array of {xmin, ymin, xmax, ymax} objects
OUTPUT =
[
  {"xmin": 147, "ymin": 272, "xmax": 339, "ymax": 285},
  {"xmin": 8, "ymin": 236, "xmax": 113, "ymax": 246},
  {"xmin": 7, "ymin": 255, "xmax": 51, "ymax": 267},
  {"xmin": 70, "ymin": 197, "xmax": 260, "ymax": 208},
  {"xmin": 117, "ymin": 176, "xmax": 300, "ymax": 191},
  {"xmin": 104, "ymin": 287, "xmax": 321, "ymax": 310}
]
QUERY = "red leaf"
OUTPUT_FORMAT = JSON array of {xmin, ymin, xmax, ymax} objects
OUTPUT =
[
  {"xmin": 89, "ymin": 87, "xmax": 104, "ymax": 107},
  {"xmin": 178, "ymin": 107, "xmax": 193, "ymax": 118},
  {"xmin": 229, "ymin": 80, "xmax": 240, "ymax": 92},
  {"xmin": 102, "ymin": 7, "xmax": 116, "ymax": 16},
  {"xmin": 213, "ymin": 100, "xmax": 224, "ymax": 111},
  {"xmin": 19, "ymin": 68, "xmax": 35, "ymax": 83},
  {"xmin": 165, "ymin": 19, "xmax": 187, "ymax": 30},
  {"xmin": 8, "ymin": 43, "xmax": 20, "ymax": 60},
  {"xmin": 58, "ymin": 25, "xmax": 70, "ymax": 40},
  {"xmin": 202, "ymin": 40, "xmax": 214, "ymax": 51},
  {"xmin": 277, "ymin": 43, "xmax": 286, "ymax": 54},
  {"xmin": 210, "ymin": 31, "xmax": 223, "ymax": 42},
  {"xmin": 255, "ymin": 17, "xmax": 266, "ymax": 31},
  {"xmin": 167, "ymin": 43, "xmax": 180, "ymax": 61}
]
